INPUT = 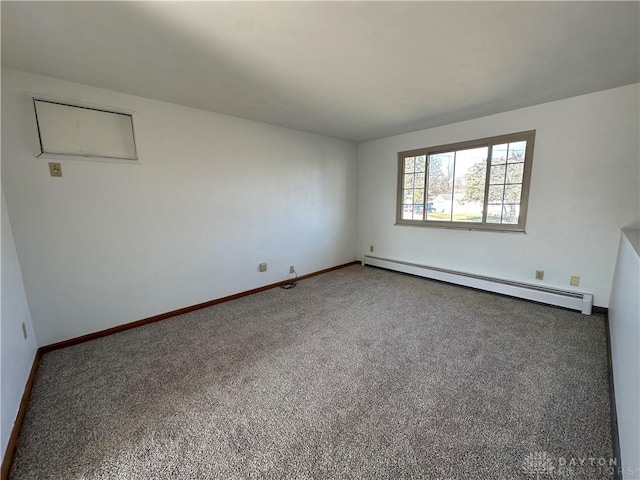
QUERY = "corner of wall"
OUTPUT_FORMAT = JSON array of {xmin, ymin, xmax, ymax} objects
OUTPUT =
[{"xmin": 1, "ymin": 188, "xmax": 39, "ymax": 466}]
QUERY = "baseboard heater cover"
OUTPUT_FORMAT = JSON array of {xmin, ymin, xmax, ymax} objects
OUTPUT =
[{"xmin": 362, "ymin": 254, "xmax": 593, "ymax": 315}]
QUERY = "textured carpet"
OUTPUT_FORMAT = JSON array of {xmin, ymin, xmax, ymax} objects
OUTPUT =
[{"xmin": 10, "ymin": 265, "xmax": 614, "ymax": 479}]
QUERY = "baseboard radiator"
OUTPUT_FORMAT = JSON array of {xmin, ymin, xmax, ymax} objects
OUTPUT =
[{"xmin": 362, "ymin": 254, "xmax": 593, "ymax": 315}]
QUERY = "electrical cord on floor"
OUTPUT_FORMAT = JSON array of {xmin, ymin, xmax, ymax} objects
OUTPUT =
[{"xmin": 280, "ymin": 269, "xmax": 298, "ymax": 289}]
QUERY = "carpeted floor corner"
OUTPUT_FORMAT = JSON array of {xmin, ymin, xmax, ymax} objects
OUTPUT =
[{"xmin": 10, "ymin": 265, "xmax": 613, "ymax": 479}]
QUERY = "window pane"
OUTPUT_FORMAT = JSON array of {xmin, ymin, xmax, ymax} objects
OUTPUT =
[
  {"xmin": 404, "ymin": 174, "xmax": 415, "ymax": 189},
  {"xmin": 402, "ymin": 203, "xmax": 424, "ymax": 221},
  {"xmin": 508, "ymin": 141, "xmax": 526, "ymax": 163},
  {"xmin": 452, "ymin": 200, "xmax": 483, "ymax": 223},
  {"xmin": 486, "ymin": 204, "xmax": 502, "ymax": 223},
  {"xmin": 401, "ymin": 153, "xmax": 426, "ymax": 221},
  {"xmin": 502, "ymin": 204, "xmax": 521, "ymax": 224},
  {"xmin": 504, "ymin": 184, "xmax": 522, "ymax": 204},
  {"xmin": 492, "ymin": 143, "xmax": 508, "ymax": 165},
  {"xmin": 427, "ymin": 210, "xmax": 452, "ymax": 221},
  {"xmin": 506, "ymin": 163, "xmax": 524, "ymax": 184},
  {"xmin": 488, "ymin": 185, "xmax": 504, "ymax": 203},
  {"xmin": 411, "ymin": 204, "xmax": 424, "ymax": 220},
  {"xmin": 427, "ymin": 152, "xmax": 454, "ymax": 221},
  {"xmin": 402, "ymin": 204, "xmax": 413, "ymax": 220},
  {"xmin": 413, "ymin": 188, "xmax": 424, "ymax": 205},
  {"xmin": 404, "ymin": 157, "xmax": 415, "ymax": 172},
  {"xmin": 452, "ymin": 147, "xmax": 487, "ymax": 223},
  {"xmin": 428, "ymin": 152, "xmax": 455, "ymax": 197},
  {"xmin": 490, "ymin": 164, "xmax": 506, "ymax": 184}
]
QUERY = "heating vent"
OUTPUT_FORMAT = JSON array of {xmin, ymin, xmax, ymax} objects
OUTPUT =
[{"xmin": 362, "ymin": 254, "xmax": 593, "ymax": 315}]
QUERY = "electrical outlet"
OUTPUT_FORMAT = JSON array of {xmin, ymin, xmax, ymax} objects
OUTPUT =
[
  {"xmin": 535, "ymin": 270, "xmax": 544, "ymax": 280},
  {"xmin": 289, "ymin": 265, "xmax": 295, "ymax": 274},
  {"xmin": 22, "ymin": 322, "xmax": 27, "ymax": 339},
  {"xmin": 370, "ymin": 245, "xmax": 374, "ymax": 253},
  {"xmin": 570, "ymin": 275, "xmax": 580, "ymax": 287},
  {"xmin": 48, "ymin": 162, "xmax": 63, "ymax": 177},
  {"xmin": 259, "ymin": 262, "xmax": 267, "ymax": 272}
]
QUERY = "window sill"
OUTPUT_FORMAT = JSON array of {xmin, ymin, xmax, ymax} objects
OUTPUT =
[{"xmin": 394, "ymin": 220, "xmax": 526, "ymax": 234}]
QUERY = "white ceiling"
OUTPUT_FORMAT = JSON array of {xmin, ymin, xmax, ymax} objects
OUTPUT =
[{"xmin": 2, "ymin": 1, "xmax": 639, "ymax": 142}]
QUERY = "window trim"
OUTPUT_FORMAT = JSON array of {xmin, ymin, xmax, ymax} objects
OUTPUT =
[{"xmin": 395, "ymin": 130, "xmax": 536, "ymax": 233}]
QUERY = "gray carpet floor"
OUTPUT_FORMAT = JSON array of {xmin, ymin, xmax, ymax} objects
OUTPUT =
[{"xmin": 10, "ymin": 265, "xmax": 614, "ymax": 479}]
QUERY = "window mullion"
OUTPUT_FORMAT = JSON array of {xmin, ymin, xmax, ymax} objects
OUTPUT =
[
  {"xmin": 481, "ymin": 145, "xmax": 492, "ymax": 224},
  {"xmin": 424, "ymin": 154, "xmax": 430, "ymax": 222},
  {"xmin": 500, "ymin": 143, "xmax": 509, "ymax": 222},
  {"xmin": 450, "ymin": 151, "xmax": 457, "ymax": 219}
]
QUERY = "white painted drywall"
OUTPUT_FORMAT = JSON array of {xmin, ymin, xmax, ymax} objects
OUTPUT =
[
  {"xmin": 609, "ymin": 229, "xmax": 640, "ymax": 480},
  {"xmin": 357, "ymin": 84, "xmax": 640, "ymax": 307},
  {"xmin": 1, "ymin": 189, "xmax": 38, "ymax": 462},
  {"xmin": 1, "ymin": 69, "xmax": 358, "ymax": 346}
]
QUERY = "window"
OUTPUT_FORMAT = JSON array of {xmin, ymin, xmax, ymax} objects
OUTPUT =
[
  {"xmin": 396, "ymin": 131, "xmax": 535, "ymax": 232},
  {"xmin": 33, "ymin": 98, "xmax": 138, "ymax": 161}
]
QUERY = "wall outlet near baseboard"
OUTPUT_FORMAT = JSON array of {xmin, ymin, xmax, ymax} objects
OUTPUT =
[
  {"xmin": 289, "ymin": 265, "xmax": 295, "ymax": 274},
  {"xmin": 22, "ymin": 322, "xmax": 28, "ymax": 339},
  {"xmin": 370, "ymin": 245, "xmax": 374, "ymax": 252},
  {"xmin": 535, "ymin": 270, "xmax": 544, "ymax": 280},
  {"xmin": 570, "ymin": 275, "xmax": 580, "ymax": 287},
  {"xmin": 258, "ymin": 262, "xmax": 267, "ymax": 272}
]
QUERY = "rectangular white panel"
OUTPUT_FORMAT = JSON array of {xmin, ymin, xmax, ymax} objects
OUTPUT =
[{"xmin": 34, "ymin": 99, "xmax": 137, "ymax": 160}]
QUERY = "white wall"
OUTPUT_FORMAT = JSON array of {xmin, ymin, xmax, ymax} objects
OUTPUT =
[
  {"xmin": 357, "ymin": 84, "xmax": 640, "ymax": 307},
  {"xmin": 1, "ymin": 69, "xmax": 358, "ymax": 346},
  {"xmin": 609, "ymin": 229, "xmax": 640, "ymax": 480},
  {"xmin": 1, "ymin": 189, "xmax": 38, "ymax": 462}
]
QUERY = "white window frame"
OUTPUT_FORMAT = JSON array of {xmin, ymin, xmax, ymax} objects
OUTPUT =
[{"xmin": 396, "ymin": 130, "xmax": 536, "ymax": 233}]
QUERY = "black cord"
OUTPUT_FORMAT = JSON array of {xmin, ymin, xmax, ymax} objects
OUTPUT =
[{"xmin": 280, "ymin": 270, "xmax": 298, "ymax": 289}]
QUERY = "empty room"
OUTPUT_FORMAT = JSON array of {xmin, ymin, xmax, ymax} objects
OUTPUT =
[{"xmin": 1, "ymin": 1, "xmax": 639, "ymax": 479}]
